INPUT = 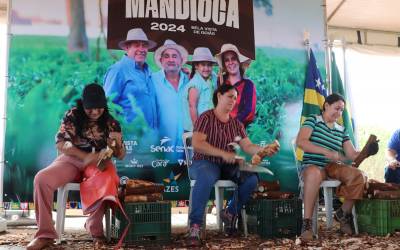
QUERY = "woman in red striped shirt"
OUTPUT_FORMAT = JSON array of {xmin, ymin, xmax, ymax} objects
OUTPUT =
[{"xmin": 186, "ymin": 84, "xmax": 279, "ymax": 246}]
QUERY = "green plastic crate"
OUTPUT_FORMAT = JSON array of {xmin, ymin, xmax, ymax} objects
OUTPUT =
[
  {"xmin": 356, "ymin": 199, "xmax": 400, "ymax": 236},
  {"xmin": 246, "ymin": 198, "xmax": 302, "ymax": 238},
  {"xmin": 111, "ymin": 201, "xmax": 171, "ymax": 244}
]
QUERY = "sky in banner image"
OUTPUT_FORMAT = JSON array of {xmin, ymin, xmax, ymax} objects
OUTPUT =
[{"xmin": 5, "ymin": 0, "xmax": 325, "ymax": 201}]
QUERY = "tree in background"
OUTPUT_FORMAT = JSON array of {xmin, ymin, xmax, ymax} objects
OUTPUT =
[{"xmin": 66, "ymin": 0, "xmax": 89, "ymax": 55}]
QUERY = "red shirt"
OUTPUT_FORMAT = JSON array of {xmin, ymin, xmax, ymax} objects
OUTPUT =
[{"xmin": 224, "ymin": 78, "xmax": 257, "ymax": 127}]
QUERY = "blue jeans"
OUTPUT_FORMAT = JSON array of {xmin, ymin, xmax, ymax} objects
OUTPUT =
[
  {"xmin": 188, "ymin": 160, "xmax": 258, "ymax": 226},
  {"xmin": 384, "ymin": 166, "xmax": 400, "ymax": 184}
]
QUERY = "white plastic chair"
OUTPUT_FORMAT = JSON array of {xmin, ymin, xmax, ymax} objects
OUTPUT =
[
  {"xmin": 291, "ymin": 139, "xmax": 358, "ymax": 236},
  {"xmin": 183, "ymin": 132, "xmax": 248, "ymax": 237},
  {"xmin": 55, "ymin": 183, "xmax": 111, "ymax": 244}
]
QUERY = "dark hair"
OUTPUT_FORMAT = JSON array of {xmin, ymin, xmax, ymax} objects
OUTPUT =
[
  {"xmin": 74, "ymin": 98, "xmax": 111, "ymax": 138},
  {"xmin": 212, "ymin": 84, "xmax": 238, "ymax": 107},
  {"xmin": 323, "ymin": 93, "xmax": 346, "ymax": 111},
  {"xmin": 220, "ymin": 51, "xmax": 245, "ymax": 84},
  {"xmin": 189, "ymin": 63, "xmax": 197, "ymax": 79}
]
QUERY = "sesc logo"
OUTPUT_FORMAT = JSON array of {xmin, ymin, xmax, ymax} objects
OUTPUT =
[
  {"xmin": 151, "ymin": 159, "xmax": 169, "ymax": 168},
  {"xmin": 150, "ymin": 136, "xmax": 174, "ymax": 152}
]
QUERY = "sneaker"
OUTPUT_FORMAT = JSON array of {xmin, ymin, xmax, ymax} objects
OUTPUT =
[
  {"xmin": 300, "ymin": 218, "xmax": 313, "ymax": 241},
  {"xmin": 334, "ymin": 208, "xmax": 354, "ymax": 235},
  {"xmin": 220, "ymin": 209, "xmax": 238, "ymax": 235},
  {"xmin": 186, "ymin": 224, "xmax": 202, "ymax": 247}
]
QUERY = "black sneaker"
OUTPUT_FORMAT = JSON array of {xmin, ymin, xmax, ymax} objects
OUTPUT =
[
  {"xmin": 220, "ymin": 209, "xmax": 238, "ymax": 235},
  {"xmin": 185, "ymin": 223, "xmax": 202, "ymax": 247}
]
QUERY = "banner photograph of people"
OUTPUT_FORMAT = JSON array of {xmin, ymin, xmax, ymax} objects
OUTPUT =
[{"xmin": 5, "ymin": 0, "xmax": 325, "ymax": 201}]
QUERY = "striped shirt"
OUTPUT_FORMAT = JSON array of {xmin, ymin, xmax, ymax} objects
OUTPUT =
[
  {"xmin": 192, "ymin": 109, "xmax": 247, "ymax": 164},
  {"xmin": 302, "ymin": 115, "xmax": 350, "ymax": 167}
]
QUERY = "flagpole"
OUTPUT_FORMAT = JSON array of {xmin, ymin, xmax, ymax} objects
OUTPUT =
[{"xmin": 303, "ymin": 31, "xmax": 310, "ymax": 60}]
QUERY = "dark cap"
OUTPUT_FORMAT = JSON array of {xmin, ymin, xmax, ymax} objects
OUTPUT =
[{"xmin": 82, "ymin": 83, "xmax": 107, "ymax": 109}]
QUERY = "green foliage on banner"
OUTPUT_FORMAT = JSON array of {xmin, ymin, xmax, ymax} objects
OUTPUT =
[{"xmin": 246, "ymin": 48, "xmax": 305, "ymax": 143}]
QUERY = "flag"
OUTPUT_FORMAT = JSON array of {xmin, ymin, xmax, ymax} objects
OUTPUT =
[
  {"xmin": 300, "ymin": 49, "xmax": 327, "ymax": 123},
  {"xmin": 296, "ymin": 49, "xmax": 327, "ymax": 161},
  {"xmin": 331, "ymin": 52, "xmax": 356, "ymax": 145}
]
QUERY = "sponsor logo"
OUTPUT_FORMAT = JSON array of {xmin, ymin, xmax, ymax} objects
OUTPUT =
[
  {"xmin": 163, "ymin": 171, "xmax": 182, "ymax": 193},
  {"xmin": 120, "ymin": 176, "xmax": 129, "ymax": 185},
  {"xmin": 124, "ymin": 140, "xmax": 138, "ymax": 153},
  {"xmin": 178, "ymin": 159, "xmax": 191, "ymax": 166},
  {"xmin": 175, "ymin": 145, "xmax": 185, "ymax": 153},
  {"xmin": 151, "ymin": 159, "xmax": 169, "ymax": 168},
  {"xmin": 125, "ymin": 158, "xmax": 143, "ymax": 168},
  {"xmin": 150, "ymin": 137, "xmax": 174, "ymax": 152}
]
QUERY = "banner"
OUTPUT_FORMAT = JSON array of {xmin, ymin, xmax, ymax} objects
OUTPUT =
[
  {"xmin": 5, "ymin": 0, "xmax": 325, "ymax": 201},
  {"xmin": 107, "ymin": 0, "xmax": 255, "ymax": 58}
]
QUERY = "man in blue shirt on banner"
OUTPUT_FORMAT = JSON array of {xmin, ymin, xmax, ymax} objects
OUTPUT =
[
  {"xmin": 103, "ymin": 28, "xmax": 158, "ymax": 129},
  {"xmin": 152, "ymin": 40, "xmax": 189, "ymax": 163}
]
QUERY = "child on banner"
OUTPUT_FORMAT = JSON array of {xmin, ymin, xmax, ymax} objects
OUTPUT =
[{"xmin": 182, "ymin": 47, "xmax": 218, "ymax": 132}]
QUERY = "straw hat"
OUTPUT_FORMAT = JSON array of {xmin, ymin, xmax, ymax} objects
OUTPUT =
[
  {"xmin": 118, "ymin": 28, "xmax": 157, "ymax": 50},
  {"xmin": 154, "ymin": 39, "xmax": 188, "ymax": 69},
  {"xmin": 215, "ymin": 43, "xmax": 251, "ymax": 68},
  {"xmin": 186, "ymin": 47, "xmax": 217, "ymax": 65}
]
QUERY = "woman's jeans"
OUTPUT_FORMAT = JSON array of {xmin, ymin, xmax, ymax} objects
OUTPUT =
[{"xmin": 188, "ymin": 160, "xmax": 258, "ymax": 226}]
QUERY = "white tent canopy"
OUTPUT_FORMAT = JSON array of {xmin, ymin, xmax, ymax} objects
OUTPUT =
[{"xmin": 327, "ymin": 0, "xmax": 400, "ymax": 47}]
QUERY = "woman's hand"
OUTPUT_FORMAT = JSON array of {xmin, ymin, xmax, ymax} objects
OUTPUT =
[
  {"xmin": 324, "ymin": 150, "xmax": 341, "ymax": 162},
  {"xmin": 108, "ymin": 132, "xmax": 125, "ymax": 159},
  {"xmin": 221, "ymin": 151, "xmax": 236, "ymax": 164},
  {"xmin": 83, "ymin": 152, "xmax": 102, "ymax": 167},
  {"xmin": 388, "ymin": 159, "xmax": 400, "ymax": 169},
  {"xmin": 251, "ymin": 154, "xmax": 262, "ymax": 165},
  {"xmin": 251, "ymin": 140, "xmax": 280, "ymax": 165},
  {"xmin": 108, "ymin": 132, "xmax": 122, "ymax": 146}
]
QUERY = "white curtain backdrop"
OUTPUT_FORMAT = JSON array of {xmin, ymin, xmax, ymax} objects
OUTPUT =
[{"xmin": 334, "ymin": 44, "xmax": 400, "ymax": 131}]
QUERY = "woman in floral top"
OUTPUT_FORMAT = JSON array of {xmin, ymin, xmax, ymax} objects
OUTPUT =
[{"xmin": 27, "ymin": 84, "xmax": 125, "ymax": 250}]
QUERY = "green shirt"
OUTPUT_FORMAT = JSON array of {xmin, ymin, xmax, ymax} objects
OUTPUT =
[{"xmin": 302, "ymin": 115, "xmax": 350, "ymax": 167}]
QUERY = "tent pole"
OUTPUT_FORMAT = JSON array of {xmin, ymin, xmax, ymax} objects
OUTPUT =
[
  {"xmin": 342, "ymin": 40, "xmax": 359, "ymax": 149},
  {"xmin": 0, "ymin": 0, "xmax": 12, "ymax": 207},
  {"xmin": 323, "ymin": 0, "xmax": 331, "ymax": 94}
]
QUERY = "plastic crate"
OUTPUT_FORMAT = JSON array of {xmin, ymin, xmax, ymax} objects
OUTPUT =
[
  {"xmin": 356, "ymin": 199, "xmax": 400, "ymax": 236},
  {"xmin": 246, "ymin": 198, "xmax": 302, "ymax": 238},
  {"xmin": 111, "ymin": 201, "xmax": 171, "ymax": 244}
]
